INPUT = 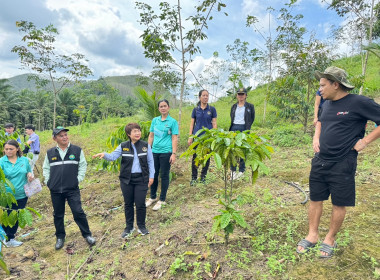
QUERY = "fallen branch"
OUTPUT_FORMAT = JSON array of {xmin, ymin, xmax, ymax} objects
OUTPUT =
[
  {"xmin": 69, "ymin": 226, "xmax": 111, "ymax": 280},
  {"xmin": 285, "ymin": 181, "xmax": 308, "ymax": 204}
]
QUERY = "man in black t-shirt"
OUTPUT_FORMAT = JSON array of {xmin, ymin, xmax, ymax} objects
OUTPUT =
[{"xmin": 296, "ymin": 66, "xmax": 380, "ymax": 258}]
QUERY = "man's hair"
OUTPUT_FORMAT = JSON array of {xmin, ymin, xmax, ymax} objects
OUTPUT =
[
  {"xmin": 125, "ymin": 123, "xmax": 141, "ymax": 137},
  {"xmin": 327, "ymin": 79, "xmax": 352, "ymax": 92},
  {"xmin": 25, "ymin": 124, "xmax": 36, "ymax": 131},
  {"xmin": 4, "ymin": 123, "xmax": 15, "ymax": 128}
]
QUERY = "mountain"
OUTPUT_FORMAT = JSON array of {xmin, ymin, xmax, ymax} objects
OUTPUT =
[
  {"xmin": 5, "ymin": 74, "xmax": 160, "ymax": 98},
  {"xmin": 7, "ymin": 73, "xmax": 39, "ymax": 91}
]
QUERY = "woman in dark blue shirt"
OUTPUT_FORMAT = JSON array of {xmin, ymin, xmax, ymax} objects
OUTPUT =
[{"xmin": 188, "ymin": 89, "xmax": 217, "ymax": 185}]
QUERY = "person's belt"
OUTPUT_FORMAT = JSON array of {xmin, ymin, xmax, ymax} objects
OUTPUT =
[{"xmin": 33, "ymin": 151, "xmax": 40, "ymax": 154}]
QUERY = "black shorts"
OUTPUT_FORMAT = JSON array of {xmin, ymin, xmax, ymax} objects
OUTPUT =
[{"xmin": 309, "ymin": 151, "xmax": 358, "ymax": 206}]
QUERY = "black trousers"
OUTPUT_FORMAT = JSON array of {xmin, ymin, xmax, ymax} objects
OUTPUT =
[
  {"xmin": 4, "ymin": 197, "xmax": 28, "ymax": 240},
  {"xmin": 50, "ymin": 190, "xmax": 91, "ymax": 239},
  {"xmin": 120, "ymin": 174, "xmax": 148, "ymax": 229},
  {"xmin": 150, "ymin": 153, "xmax": 171, "ymax": 201},
  {"xmin": 191, "ymin": 153, "xmax": 210, "ymax": 181}
]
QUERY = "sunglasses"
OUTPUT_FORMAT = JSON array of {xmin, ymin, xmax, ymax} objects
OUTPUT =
[{"xmin": 237, "ymin": 92, "xmax": 246, "ymax": 95}]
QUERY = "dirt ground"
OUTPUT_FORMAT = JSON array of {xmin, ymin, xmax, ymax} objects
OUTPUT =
[{"xmin": 1, "ymin": 131, "xmax": 379, "ymax": 280}]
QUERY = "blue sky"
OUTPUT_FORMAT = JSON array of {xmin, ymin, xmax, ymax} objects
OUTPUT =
[{"xmin": 0, "ymin": 0, "xmax": 345, "ymax": 81}]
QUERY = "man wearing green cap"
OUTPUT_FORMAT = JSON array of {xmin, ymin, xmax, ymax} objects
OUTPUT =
[
  {"xmin": 296, "ymin": 66, "xmax": 380, "ymax": 258},
  {"xmin": 43, "ymin": 127, "xmax": 96, "ymax": 250}
]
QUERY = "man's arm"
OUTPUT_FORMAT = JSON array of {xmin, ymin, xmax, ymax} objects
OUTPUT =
[
  {"xmin": 78, "ymin": 150, "xmax": 87, "ymax": 183},
  {"xmin": 313, "ymin": 121, "xmax": 321, "ymax": 153},
  {"xmin": 42, "ymin": 154, "xmax": 50, "ymax": 185},
  {"xmin": 354, "ymin": 125, "xmax": 380, "ymax": 152},
  {"xmin": 313, "ymin": 96, "xmax": 321, "ymax": 126}
]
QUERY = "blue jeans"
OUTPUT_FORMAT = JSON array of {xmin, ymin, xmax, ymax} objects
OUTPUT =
[
  {"xmin": 150, "ymin": 153, "xmax": 172, "ymax": 201},
  {"xmin": 230, "ymin": 124, "xmax": 246, "ymax": 172}
]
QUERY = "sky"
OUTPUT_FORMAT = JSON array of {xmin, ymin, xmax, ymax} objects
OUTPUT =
[{"xmin": 0, "ymin": 0, "xmax": 345, "ymax": 83}]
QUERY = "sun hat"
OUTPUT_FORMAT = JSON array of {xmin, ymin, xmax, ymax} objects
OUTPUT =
[{"xmin": 314, "ymin": 66, "xmax": 355, "ymax": 90}]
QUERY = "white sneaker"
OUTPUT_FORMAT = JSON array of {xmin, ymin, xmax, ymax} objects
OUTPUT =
[
  {"xmin": 146, "ymin": 198, "xmax": 158, "ymax": 207},
  {"xmin": 5, "ymin": 239, "xmax": 23, "ymax": 247},
  {"xmin": 235, "ymin": 172, "xmax": 244, "ymax": 180},
  {"xmin": 152, "ymin": 200, "xmax": 166, "ymax": 211}
]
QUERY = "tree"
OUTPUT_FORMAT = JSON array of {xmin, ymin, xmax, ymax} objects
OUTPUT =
[
  {"xmin": 225, "ymin": 39, "xmax": 259, "ymax": 95},
  {"xmin": 195, "ymin": 51, "xmax": 228, "ymax": 101},
  {"xmin": 181, "ymin": 128, "xmax": 273, "ymax": 244},
  {"xmin": 273, "ymin": 5, "xmax": 331, "ymax": 132},
  {"xmin": 246, "ymin": 7, "xmax": 281, "ymax": 124},
  {"xmin": 134, "ymin": 86, "xmax": 162, "ymax": 120},
  {"xmin": 12, "ymin": 21, "xmax": 93, "ymax": 128},
  {"xmin": 136, "ymin": 0, "xmax": 227, "ymax": 130},
  {"xmin": 324, "ymin": 0, "xmax": 378, "ymax": 94},
  {"xmin": 363, "ymin": 42, "xmax": 380, "ymax": 58}
]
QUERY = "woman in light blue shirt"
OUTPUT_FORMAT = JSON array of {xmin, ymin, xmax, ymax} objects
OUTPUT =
[
  {"xmin": 0, "ymin": 140, "xmax": 33, "ymax": 247},
  {"xmin": 147, "ymin": 100, "xmax": 179, "ymax": 211}
]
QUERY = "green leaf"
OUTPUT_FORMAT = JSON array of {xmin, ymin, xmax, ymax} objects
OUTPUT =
[
  {"xmin": 213, "ymin": 153, "xmax": 222, "ymax": 169},
  {"xmin": 0, "ymin": 257, "xmax": 10, "ymax": 275},
  {"xmin": 220, "ymin": 213, "xmax": 231, "ymax": 229},
  {"xmin": 232, "ymin": 212, "xmax": 247, "ymax": 228},
  {"xmin": 25, "ymin": 207, "xmax": 41, "ymax": 218}
]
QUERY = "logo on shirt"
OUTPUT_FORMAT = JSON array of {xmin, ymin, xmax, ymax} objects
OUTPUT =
[
  {"xmin": 69, "ymin": 155, "xmax": 75, "ymax": 160},
  {"xmin": 142, "ymin": 147, "xmax": 147, "ymax": 152},
  {"xmin": 247, "ymin": 109, "xmax": 251, "ymax": 112},
  {"xmin": 123, "ymin": 148, "xmax": 129, "ymax": 151},
  {"xmin": 207, "ymin": 111, "xmax": 211, "ymax": 115},
  {"xmin": 52, "ymin": 157, "xmax": 57, "ymax": 161},
  {"xmin": 337, "ymin": 111, "xmax": 349, "ymax": 116}
]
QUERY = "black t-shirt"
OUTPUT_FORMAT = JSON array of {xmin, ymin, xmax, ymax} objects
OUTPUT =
[{"xmin": 318, "ymin": 94, "xmax": 380, "ymax": 161}]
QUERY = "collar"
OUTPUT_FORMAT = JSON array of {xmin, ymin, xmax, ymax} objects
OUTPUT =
[
  {"xmin": 4, "ymin": 156, "xmax": 20, "ymax": 164},
  {"xmin": 56, "ymin": 142, "xmax": 71, "ymax": 152},
  {"xmin": 198, "ymin": 104, "xmax": 210, "ymax": 110},
  {"xmin": 160, "ymin": 114, "xmax": 172, "ymax": 122}
]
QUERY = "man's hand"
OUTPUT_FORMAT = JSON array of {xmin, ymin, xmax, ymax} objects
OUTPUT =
[
  {"xmin": 353, "ymin": 138, "xmax": 368, "ymax": 152},
  {"xmin": 313, "ymin": 117, "xmax": 318, "ymax": 127},
  {"xmin": 169, "ymin": 154, "xmax": 176, "ymax": 164},
  {"xmin": 148, "ymin": 178, "xmax": 154, "ymax": 187},
  {"xmin": 313, "ymin": 137, "xmax": 320, "ymax": 153},
  {"xmin": 187, "ymin": 138, "xmax": 193, "ymax": 146},
  {"xmin": 92, "ymin": 153, "xmax": 105, "ymax": 159}
]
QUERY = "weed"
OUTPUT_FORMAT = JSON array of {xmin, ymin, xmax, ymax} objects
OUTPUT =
[{"xmin": 169, "ymin": 255, "xmax": 188, "ymax": 274}]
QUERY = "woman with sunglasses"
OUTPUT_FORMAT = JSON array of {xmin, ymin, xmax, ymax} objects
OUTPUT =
[
  {"xmin": 146, "ymin": 100, "xmax": 179, "ymax": 211},
  {"xmin": 229, "ymin": 88, "xmax": 255, "ymax": 179}
]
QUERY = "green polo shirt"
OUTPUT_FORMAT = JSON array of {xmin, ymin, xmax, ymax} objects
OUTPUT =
[
  {"xmin": 150, "ymin": 114, "xmax": 179, "ymax": 153},
  {"xmin": 0, "ymin": 156, "xmax": 31, "ymax": 200}
]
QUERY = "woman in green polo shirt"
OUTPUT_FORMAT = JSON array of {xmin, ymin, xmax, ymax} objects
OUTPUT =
[
  {"xmin": 0, "ymin": 140, "xmax": 34, "ymax": 247},
  {"xmin": 146, "ymin": 99, "xmax": 179, "ymax": 211}
]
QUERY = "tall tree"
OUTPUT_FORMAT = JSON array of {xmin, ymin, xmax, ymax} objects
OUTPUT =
[
  {"xmin": 246, "ymin": 7, "xmax": 281, "ymax": 123},
  {"xmin": 195, "ymin": 51, "xmax": 228, "ymax": 101},
  {"xmin": 324, "ymin": 0, "xmax": 378, "ymax": 94},
  {"xmin": 136, "ymin": 0, "xmax": 227, "ymax": 130},
  {"xmin": 274, "ymin": 4, "xmax": 332, "ymax": 132},
  {"xmin": 12, "ymin": 21, "xmax": 93, "ymax": 128},
  {"xmin": 225, "ymin": 39, "xmax": 259, "ymax": 95}
]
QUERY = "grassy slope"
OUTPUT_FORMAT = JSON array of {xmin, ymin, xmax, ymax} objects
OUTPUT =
[{"xmin": 1, "ymin": 58, "xmax": 380, "ymax": 279}]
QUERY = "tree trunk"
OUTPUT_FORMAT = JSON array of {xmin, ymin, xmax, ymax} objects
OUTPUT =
[{"xmin": 359, "ymin": 0, "xmax": 375, "ymax": 95}]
